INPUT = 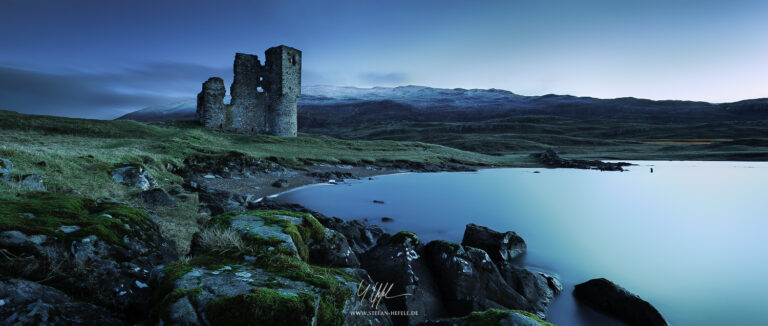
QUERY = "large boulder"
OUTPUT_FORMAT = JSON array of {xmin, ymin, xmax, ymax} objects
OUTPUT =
[
  {"xmin": 0, "ymin": 158, "xmax": 11, "ymax": 182},
  {"xmin": 155, "ymin": 260, "xmax": 392, "ymax": 326},
  {"xmin": 424, "ymin": 308, "xmax": 554, "ymax": 326},
  {"xmin": 193, "ymin": 210, "xmax": 328, "ymax": 261},
  {"xmin": 424, "ymin": 240, "xmax": 531, "ymax": 318},
  {"xmin": 573, "ymin": 278, "xmax": 668, "ymax": 326},
  {"xmin": 307, "ymin": 228, "xmax": 360, "ymax": 267},
  {"xmin": 111, "ymin": 166, "xmax": 159, "ymax": 190},
  {"xmin": 361, "ymin": 231, "xmax": 446, "ymax": 325},
  {"xmin": 462, "ymin": 224, "xmax": 560, "ymax": 318},
  {"xmin": 0, "ymin": 193, "xmax": 178, "ymax": 323},
  {"xmin": 461, "ymin": 223, "xmax": 526, "ymax": 264},
  {"xmin": 318, "ymin": 216, "xmax": 386, "ymax": 255},
  {"xmin": 248, "ymin": 199, "xmax": 386, "ymax": 256},
  {"xmin": 498, "ymin": 263, "xmax": 562, "ymax": 317},
  {"xmin": 0, "ymin": 278, "xmax": 125, "ymax": 325},
  {"xmin": 157, "ymin": 209, "xmax": 393, "ymax": 326}
]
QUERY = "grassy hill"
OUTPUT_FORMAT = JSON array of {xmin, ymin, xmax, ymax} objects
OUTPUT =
[
  {"xmin": 0, "ymin": 110, "xmax": 514, "ymax": 251},
  {"xmin": 0, "ymin": 110, "xmax": 510, "ymax": 199},
  {"xmin": 308, "ymin": 116, "xmax": 768, "ymax": 161},
  {"xmin": 2, "ymin": 109, "xmax": 767, "ymax": 251}
]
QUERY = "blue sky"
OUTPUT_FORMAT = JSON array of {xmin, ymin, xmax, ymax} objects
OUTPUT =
[{"xmin": 1, "ymin": 0, "xmax": 767, "ymax": 118}]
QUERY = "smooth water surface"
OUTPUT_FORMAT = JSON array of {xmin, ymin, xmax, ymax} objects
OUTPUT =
[{"xmin": 275, "ymin": 161, "xmax": 768, "ymax": 325}]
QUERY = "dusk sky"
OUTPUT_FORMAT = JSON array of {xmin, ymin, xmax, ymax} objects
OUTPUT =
[{"xmin": 2, "ymin": 0, "xmax": 767, "ymax": 119}]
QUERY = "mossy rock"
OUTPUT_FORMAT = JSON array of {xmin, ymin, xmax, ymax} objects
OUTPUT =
[
  {"xmin": 0, "ymin": 192, "xmax": 157, "ymax": 248},
  {"xmin": 205, "ymin": 289, "xmax": 317, "ymax": 325},
  {"xmin": 152, "ymin": 252, "xmax": 363, "ymax": 326},
  {"xmin": 389, "ymin": 230, "xmax": 419, "ymax": 244},
  {"xmin": 0, "ymin": 192, "xmax": 178, "ymax": 324},
  {"xmin": 206, "ymin": 210, "xmax": 325, "ymax": 261}
]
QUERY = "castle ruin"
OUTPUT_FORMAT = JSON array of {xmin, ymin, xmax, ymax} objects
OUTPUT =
[{"xmin": 196, "ymin": 45, "xmax": 301, "ymax": 137}]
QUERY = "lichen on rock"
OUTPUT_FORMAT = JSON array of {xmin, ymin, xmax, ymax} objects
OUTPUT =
[{"xmin": 0, "ymin": 192, "xmax": 178, "ymax": 324}]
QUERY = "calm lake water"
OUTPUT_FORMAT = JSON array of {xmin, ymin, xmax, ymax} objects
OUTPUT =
[{"xmin": 275, "ymin": 161, "xmax": 768, "ymax": 326}]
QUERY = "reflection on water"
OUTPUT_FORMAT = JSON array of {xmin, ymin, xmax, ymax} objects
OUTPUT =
[{"xmin": 275, "ymin": 161, "xmax": 768, "ymax": 326}]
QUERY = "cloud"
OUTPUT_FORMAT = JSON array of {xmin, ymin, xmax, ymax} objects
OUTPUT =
[
  {"xmin": 0, "ymin": 63, "xmax": 409, "ymax": 120},
  {"xmin": 301, "ymin": 69, "xmax": 340, "ymax": 86},
  {"xmin": 356, "ymin": 72, "xmax": 408, "ymax": 86},
  {"xmin": 0, "ymin": 63, "xmax": 231, "ymax": 119}
]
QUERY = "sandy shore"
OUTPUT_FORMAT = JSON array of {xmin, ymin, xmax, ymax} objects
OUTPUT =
[{"xmin": 195, "ymin": 164, "xmax": 405, "ymax": 201}]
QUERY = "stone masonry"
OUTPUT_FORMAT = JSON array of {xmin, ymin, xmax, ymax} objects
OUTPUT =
[{"xmin": 196, "ymin": 45, "xmax": 301, "ymax": 137}]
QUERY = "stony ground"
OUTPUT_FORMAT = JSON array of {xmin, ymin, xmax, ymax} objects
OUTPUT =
[{"xmin": 0, "ymin": 111, "xmax": 670, "ymax": 325}]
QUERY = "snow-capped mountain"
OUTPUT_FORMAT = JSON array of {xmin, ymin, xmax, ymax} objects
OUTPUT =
[
  {"xmin": 300, "ymin": 85, "xmax": 524, "ymax": 108},
  {"xmin": 117, "ymin": 85, "xmax": 768, "ymax": 125},
  {"xmin": 117, "ymin": 100, "xmax": 197, "ymax": 122}
]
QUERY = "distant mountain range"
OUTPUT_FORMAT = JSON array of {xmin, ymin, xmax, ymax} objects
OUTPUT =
[{"xmin": 117, "ymin": 85, "xmax": 768, "ymax": 126}]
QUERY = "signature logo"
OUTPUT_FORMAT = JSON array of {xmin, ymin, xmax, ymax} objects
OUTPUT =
[{"xmin": 356, "ymin": 282, "xmax": 412, "ymax": 309}]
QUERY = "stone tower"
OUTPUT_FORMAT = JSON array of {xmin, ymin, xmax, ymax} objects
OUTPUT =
[
  {"xmin": 265, "ymin": 46, "xmax": 301, "ymax": 136},
  {"xmin": 196, "ymin": 45, "xmax": 301, "ymax": 137}
]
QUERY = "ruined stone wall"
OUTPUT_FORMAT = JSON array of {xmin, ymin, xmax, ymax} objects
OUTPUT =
[
  {"xmin": 265, "ymin": 46, "xmax": 301, "ymax": 136},
  {"xmin": 196, "ymin": 77, "xmax": 227, "ymax": 129},
  {"xmin": 196, "ymin": 46, "xmax": 301, "ymax": 136}
]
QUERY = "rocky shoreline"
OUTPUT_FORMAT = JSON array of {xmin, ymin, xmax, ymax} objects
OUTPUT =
[
  {"xmin": 177, "ymin": 152, "xmax": 477, "ymax": 217},
  {"xmin": 0, "ymin": 153, "xmax": 667, "ymax": 325},
  {"xmin": 531, "ymin": 149, "xmax": 632, "ymax": 171}
]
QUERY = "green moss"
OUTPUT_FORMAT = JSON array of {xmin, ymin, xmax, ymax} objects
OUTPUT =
[
  {"xmin": 248, "ymin": 252, "xmax": 358, "ymax": 290},
  {"xmin": 459, "ymin": 308, "xmax": 556, "ymax": 326},
  {"xmin": 317, "ymin": 284, "xmax": 352, "ymax": 326},
  {"xmin": 204, "ymin": 289, "xmax": 316, "ymax": 325},
  {"xmin": 259, "ymin": 254, "xmax": 334, "ymax": 288},
  {"xmin": 431, "ymin": 240, "xmax": 462, "ymax": 252},
  {"xmin": 262, "ymin": 277, "xmax": 287, "ymax": 289},
  {"xmin": 390, "ymin": 231, "xmax": 419, "ymax": 244},
  {"xmin": 162, "ymin": 260, "xmax": 194, "ymax": 283},
  {"xmin": 188, "ymin": 254, "xmax": 242, "ymax": 271},
  {"xmin": 0, "ymin": 110, "xmax": 506, "ymax": 258},
  {"xmin": 242, "ymin": 233, "xmax": 296, "ymax": 256},
  {"xmin": 205, "ymin": 213, "xmax": 235, "ymax": 229},
  {"xmin": 213, "ymin": 210, "xmax": 326, "ymax": 261},
  {"xmin": 0, "ymin": 192, "xmax": 152, "ymax": 249}
]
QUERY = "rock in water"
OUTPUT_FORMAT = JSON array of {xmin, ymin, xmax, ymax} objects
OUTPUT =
[
  {"xmin": 462, "ymin": 223, "xmax": 526, "ymax": 263},
  {"xmin": 497, "ymin": 263, "xmax": 562, "ymax": 317},
  {"xmin": 361, "ymin": 231, "xmax": 446, "ymax": 325},
  {"xmin": 0, "ymin": 158, "xmax": 11, "ymax": 182},
  {"xmin": 111, "ymin": 166, "xmax": 159, "ymax": 190},
  {"xmin": 19, "ymin": 174, "xmax": 45, "ymax": 190},
  {"xmin": 313, "ymin": 216, "xmax": 386, "ymax": 255},
  {"xmin": 530, "ymin": 148, "xmax": 632, "ymax": 171},
  {"xmin": 306, "ymin": 228, "xmax": 360, "ymax": 267},
  {"xmin": 424, "ymin": 240, "xmax": 532, "ymax": 317},
  {"xmin": 573, "ymin": 278, "xmax": 668, "ymax": 326},
  {"xmin": 137, "ymin": 188, "xmax": 174, "ymax": 206}
]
